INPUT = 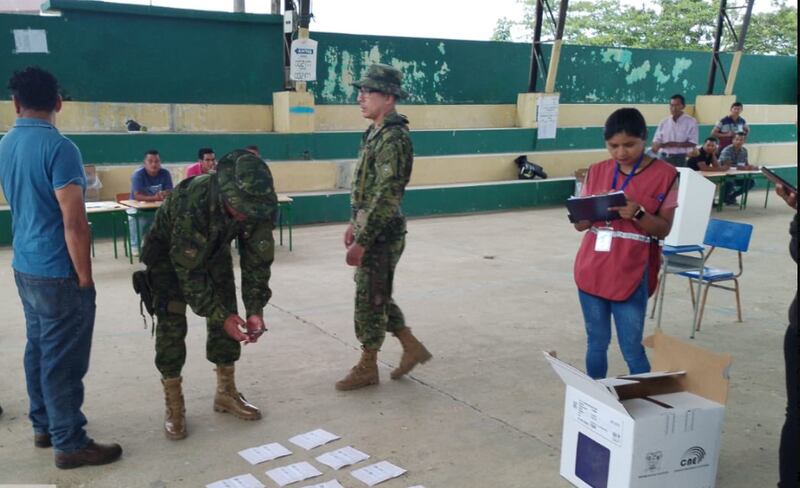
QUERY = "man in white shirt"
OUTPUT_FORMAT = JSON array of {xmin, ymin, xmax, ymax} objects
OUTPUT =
[{"xmin": 651, "ymin": 94, "xmax": 699, "ymax": 168}]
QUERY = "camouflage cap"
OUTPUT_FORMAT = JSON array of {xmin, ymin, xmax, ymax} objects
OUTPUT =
[
  {"xmin": 352, "ymin": 63, "xmax": 408, "ymax": 99},
  {"xmin": 217, "ymin": 149, "xmax": 277, "ymax": 221}
]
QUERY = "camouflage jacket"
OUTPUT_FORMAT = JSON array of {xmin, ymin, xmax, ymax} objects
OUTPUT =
[
  {"xmin": 141, "ymin": 174, "xmax": 275, "ymax": 323},
  {"xmin": 350, "ymin": 110, "xmax": 413, "ymax": 247}
]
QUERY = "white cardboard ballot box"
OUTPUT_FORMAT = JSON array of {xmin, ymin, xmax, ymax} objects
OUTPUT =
[
  {"xmin": 664, "ymin": 167, "xmax": 715, "ymax": 247},
  {"xmin": 545, "ymin": 330, "xmax": 732, "ymax": 488}
]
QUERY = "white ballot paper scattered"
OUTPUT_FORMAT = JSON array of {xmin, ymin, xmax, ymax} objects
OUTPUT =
[
  {"xmin": 206, "ymin": 473, "xmax": 265, "ymax": 488},
  {"xmin": 300, "ymin": 480, "xmax": 345, "ymax": 488},
  {"xmin": 316, "ymin": 446, "xmax": 370, "ymax": 470},
  {"xmin": 350, "ymin": 461, "xmax": 406, "ymax": 486},
  {"xmin": 238, "ymin": 442, "xmax": 293, "ymax": 465},
  {"xmin": 289, "ymin": 429, "xmax": 341, "ymax": 450},
  {"xmin": 266, "ymin": 461, "xmax": 323, "ymax": 487}
]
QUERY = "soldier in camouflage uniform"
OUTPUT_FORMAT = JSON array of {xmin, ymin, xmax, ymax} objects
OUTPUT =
[
  {"xmin": 336, "ymin": 64, "xmax": 433, "ymax": 391},
  {"xmin": 140, "ymin": 149, "xmax": 276, "ymax": 439}
]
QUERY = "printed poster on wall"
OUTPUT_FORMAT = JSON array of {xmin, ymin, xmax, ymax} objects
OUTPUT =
[
  {"xmin": 290, "ymin": 38, "xmax": 318, "ymax": 82},
  {"xmin": 537, "ymin": 93, "xmax": 560, "ymax": 140}
]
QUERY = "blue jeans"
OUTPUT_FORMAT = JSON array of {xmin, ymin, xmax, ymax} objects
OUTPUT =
[
  {"xmin": 126, "ymin": 209, "xmax": 155, "ymax": 251},
  {"xmin": 14, "ymin": 271, "xmax": 95, "ymax": 453},
  {"xmin": 578, "ymin": 272, "xmax": 650, "ymax": 379},
  {"xmin": 723, "ymin": 178, "xmax": 755, "ymax": 203}
]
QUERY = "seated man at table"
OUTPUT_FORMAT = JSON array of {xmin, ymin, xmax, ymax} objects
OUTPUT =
[
  {"xmin": 128, "ymin": 149, "xmax": 173, "ymax": 252},
  {"xmin": 687, "ymin": 137, "xmax": 721, "ymax": 171},
  {"xmin": 185, "ymin": 148, "xmax": 216, "ymax": 178},
  {"xmin": 719, "ymin": 132, "xmax": 756, "ymax": 206}
]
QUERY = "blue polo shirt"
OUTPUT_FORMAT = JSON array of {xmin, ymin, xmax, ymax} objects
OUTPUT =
[
  {"xmin": 130, "ymin": 166, "xmax": 173, "ymax": 199},
  {"xmin": 0, "ymin": 118, "xmax": 85, "ymax": 277}
]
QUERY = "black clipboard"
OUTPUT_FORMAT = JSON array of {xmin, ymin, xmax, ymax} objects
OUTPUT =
[
  {"xmin": 566, "ymin": 191, "xmax": 627, "ymax": 222},
  {"xmin": 761, "ymin": 166, "xmax": 797, "ymax": 194}
]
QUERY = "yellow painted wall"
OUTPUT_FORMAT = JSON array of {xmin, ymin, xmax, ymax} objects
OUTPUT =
[
  {"xmin": 173, "ymin": 104, "xmax": 273, "ymax": 132},
  {"xmin": 1, "ymin": 101, "xmax": 272, "ymax": 132},
  {"xmin": 3, "ymin": 100, "xmax": 795, "ymax": 133},
  {"xmin": 316, "ymin": 104, "xmax": 517, "ymax": 131},
  {"xmin": 0, "ymin": 142, "xmax": 794, "ymax": 205}
]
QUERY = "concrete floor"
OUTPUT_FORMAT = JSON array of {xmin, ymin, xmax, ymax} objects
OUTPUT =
[{"xmin": 0, "ymin": 190, "xmax": 796, "ymax": 488}]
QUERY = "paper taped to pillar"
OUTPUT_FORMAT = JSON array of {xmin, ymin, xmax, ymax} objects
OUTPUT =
[
  {"xmin": 290, "ymin": 38, "xmax": 318, "ymax": 82},
  {"xmin": 537, "ymin": 94, "xmax": 559, "ymax": 140}
]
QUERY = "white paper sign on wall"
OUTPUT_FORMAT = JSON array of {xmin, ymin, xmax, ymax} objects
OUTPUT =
[{"xmin": 290, "ymin": 38, "xmax": 318, "ymax": 82}]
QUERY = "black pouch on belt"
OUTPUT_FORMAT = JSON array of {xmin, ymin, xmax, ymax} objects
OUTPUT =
[{"xmin": 132, "ymin": 270, "xmax": 156, "ymax": 330}]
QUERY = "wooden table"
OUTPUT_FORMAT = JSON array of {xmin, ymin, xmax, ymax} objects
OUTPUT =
[
  {"xmin": 85, "ymin": 201, "xmax": 130, "ymax": 260},
  {"xmin": 119, "ymin": 200, "xmax": 163, "ymax": 261},
  {"xmin": 699, "ymin": 169, "xmax": 761, "ymax": 211},
  {"xmin": 119, "ymin": 196, "xmax": 295, "ymax": 255},
  {"xmin": 278, "ymin": 194, "xmax": 294, "ymax": 251}
]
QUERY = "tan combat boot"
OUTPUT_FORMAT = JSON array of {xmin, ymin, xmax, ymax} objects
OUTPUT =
[
  {"xmin": 390, "ymin": 327, "xmax": 432, "ymax": 380},
  {"xmin": 335, "ymin": 347, "xmax": 379, "ymax": 391},
  {"xmin": 162, "ymin": 376, "xmax": 187, "ymax": 440},
  {"xmin": 213, "ymin": 364, "xmax": 262, "ymax": 420}
]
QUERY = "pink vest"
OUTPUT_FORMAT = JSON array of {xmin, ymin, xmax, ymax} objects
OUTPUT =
[{"xmin": 574, "ymin": 158, "xmax": 678, "ymax": 300}]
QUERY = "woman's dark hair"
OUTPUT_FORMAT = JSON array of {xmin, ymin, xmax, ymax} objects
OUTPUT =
[
  {"xmin": 604, "ymin": 108, "xmax": 648, "ymax": 141},
  {"xmin": 7, "ymin": 66, "xmax": 59, "ymax": 112}
]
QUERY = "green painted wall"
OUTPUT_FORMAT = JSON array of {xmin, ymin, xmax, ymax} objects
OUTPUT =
[
  {"xmin": 1, "ymin": 123, "xmax": 790, "ymax": 164},
  {"xmin": 0, "ymin": 0, "xmax": 284, "ymax": 104},
  {"xmin": 1, "ymin": 2, "xmax": 795, "ymax": 106},
  {"xmin": 313, "ymin": 34, "xmax": 797, "ymax": 105}
]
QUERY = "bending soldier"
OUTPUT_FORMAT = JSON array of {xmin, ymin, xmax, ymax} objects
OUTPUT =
[
  {"xmin": 337, "ymin": 63, "xmax": 432, "ymax": 391},
  {"xmin": 140, "ymin": 149, "xmax": 276, "ymax": 440}
]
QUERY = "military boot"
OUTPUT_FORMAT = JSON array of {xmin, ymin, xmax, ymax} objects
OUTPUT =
[
  {"xmin": 390, "ymin": 327, "xmax": 432, "ymax": 380},
  {"xmin": 162, "ymin": 377, "xmax": 187, "ymax": 440},
  {"xmin": 335, "ymin": 347, "xmax": 379, "ymax": 391},
  {"xmin": 213, "ymin": 364, "xmax": 262, "ymax": 420}
]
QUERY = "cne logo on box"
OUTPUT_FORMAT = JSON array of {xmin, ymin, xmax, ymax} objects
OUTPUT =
[{"xmin": 680, "ymin": 446, "xmax": 707, "ymax": 467}]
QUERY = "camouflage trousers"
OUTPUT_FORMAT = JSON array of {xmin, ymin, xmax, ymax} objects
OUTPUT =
[
  {"xmin": 354, "ymin": 233, "xmax": 406, "ymax": 350},
  {"xmin": 148, "ymin": 255, "xmax": 240, "ymax": 379}
]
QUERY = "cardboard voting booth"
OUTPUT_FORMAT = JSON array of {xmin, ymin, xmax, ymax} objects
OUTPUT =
[
  {"xmin": 545, "ymin": 330, "xmax": 732, "ymax": 488},
  {"xmin": 665, "ymin": 168, "xmax": 715, "ymax": 247}
]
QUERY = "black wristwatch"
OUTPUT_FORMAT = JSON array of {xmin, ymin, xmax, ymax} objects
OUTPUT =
[{"xmin": 633, "ymin": 206, "xmax": 646, "ymax": 221}]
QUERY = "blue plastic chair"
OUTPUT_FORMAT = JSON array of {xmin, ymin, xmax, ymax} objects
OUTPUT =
[{"xmin": 678, "ymin": 219, "xmax": 753, "ymax": 330}]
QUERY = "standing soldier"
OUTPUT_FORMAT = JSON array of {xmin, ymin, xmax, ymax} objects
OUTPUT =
[
  {"xmin": 337, "ymin": 64, "xmax": 432, "ymax": 391},
  {"xmin": 138, "ymin": 149, "xmax": 276, "ymax": 439}
]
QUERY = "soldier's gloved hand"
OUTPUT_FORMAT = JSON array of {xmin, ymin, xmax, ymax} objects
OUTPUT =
[
  {"xmin": 344, "ymin": 224, "xmax": 355, "ymax": 248},
  {"xmin": 223, "ymin": 314, "xmax": 249, "ymax": 343},
  {"xmin": 245, "ymin": 315, "xmax": 267, "ymax": 343},
  {"xmin": 345, "ymin": 243, "xmax": 365, "ymax": 267}
]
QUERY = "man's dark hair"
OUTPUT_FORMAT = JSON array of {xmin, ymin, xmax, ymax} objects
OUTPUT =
[
  {"xmin": 604, "ymin": 108, "xmax": 648, "ymax": 141},
  {"xmin": 245, "ymin": 145, "xmax": 259, "ymax": 153},
  {"xmin": 670, "ymin": 94, "xmax": 686, "ymax": 106},
  {"xmin": 7, "ymin": 66, "xmax": 59, "ymax": 112},
  {"xmin": 731, "ymin": 102, "xmax": 743, "ymax": 109},
  {"xmin": 145, "ymin": 149, "xmax": 160, "ymax": 157},
  {"xmin": 705, "ymin": 136, "xmax": 719, "ymax": 144},
  {"xmin": 198, "ymin": 147, "xmax": 214, "ymax": 160},
  {"xmin": 734, "ymin": 131, "xmax": 746, "ymax": 137}
]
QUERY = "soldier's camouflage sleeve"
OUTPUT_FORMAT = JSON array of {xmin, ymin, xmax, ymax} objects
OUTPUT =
[
  {"xmin": 168, "ymin": 198, "xmax": 230, "ymax": 324},
  {"xmin": 355, "ymin": 135, "xmax": 411, "ymax": 247},
  {"xmin": 239, "ymin": 219, "xmax": 275, "ymax": 317}
]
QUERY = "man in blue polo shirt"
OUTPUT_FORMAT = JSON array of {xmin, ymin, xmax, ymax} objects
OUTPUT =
[
  {"xmin": 0, "ymin": 66, "xmax": 122, "ymax": 469},
  {"xmin": 127, "ymin": 149, "xmax": 173, "ymax": 253}
]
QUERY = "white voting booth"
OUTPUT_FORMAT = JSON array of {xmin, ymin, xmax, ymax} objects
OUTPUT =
[{"xmin": 665, "ymin": 168, "xmax": 715, "ymax": 246}]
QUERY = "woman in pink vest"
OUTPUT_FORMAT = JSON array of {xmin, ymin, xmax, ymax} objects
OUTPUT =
[{"xmin": 573, "ymin": 108, "xmax": 678, "ymax": 379}]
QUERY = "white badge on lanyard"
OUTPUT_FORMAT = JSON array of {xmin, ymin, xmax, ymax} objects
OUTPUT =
[{"xmin": 595, "ymin": 227, "xmax": 613, "ymax": 252}]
